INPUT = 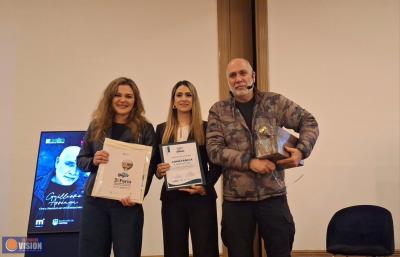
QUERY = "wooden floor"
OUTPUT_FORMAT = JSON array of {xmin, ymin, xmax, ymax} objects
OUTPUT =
[
  {"xmin": 292, "ymin": 250, "xmax": 400, "ymax": 257},
  {"xmin": 143, "ymin": 250, "xmax": 400, "ymax": 257}
]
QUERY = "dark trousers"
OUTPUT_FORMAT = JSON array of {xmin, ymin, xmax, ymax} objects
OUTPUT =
[
  {"xmin": 222, "ymin": 195, "xmax": 295, "ymax": 257},
  {"xmin": 79, "ymin": 196, "xmax": 144, "ymax": 257},
  {"xmin": 161, "ymin": 196, "xmax": 219, "ymax": 257}
]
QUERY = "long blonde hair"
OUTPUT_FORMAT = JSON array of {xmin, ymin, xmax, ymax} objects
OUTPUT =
[
  {"xmin": 162, "ymin": 80, "xmax": 205, "ymax": 145},
  {"xmin": 89, "ymin": 77, "xmax": 148, "ymax": 141}
]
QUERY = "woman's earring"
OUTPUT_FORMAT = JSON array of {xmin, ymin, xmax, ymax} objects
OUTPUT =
[{"xmin": 172, "ymin": 104, "xmax": 176, "ymax": 109}]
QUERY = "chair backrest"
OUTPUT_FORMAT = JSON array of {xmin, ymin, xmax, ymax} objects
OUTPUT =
[{"xmin": 326, "ymin": 205, "xmax": 395, "ymax": 256}]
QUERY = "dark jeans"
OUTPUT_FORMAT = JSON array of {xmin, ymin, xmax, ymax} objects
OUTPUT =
[
  {"xmin": 222, "ymin": 195, "xmax": 295, "ymax": 257},
  {"xmin": 161, "ymin": 196, "xmax": 219, "ymax": 257},
  {"xmin": 79, "ymin": 196, "xmax": 144, "ymax": 257}
]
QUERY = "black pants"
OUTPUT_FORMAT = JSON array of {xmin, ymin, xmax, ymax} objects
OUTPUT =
[
  {"xmin": 161, "ymin": 196, "xmax": 219, "ymax": 257},
  {"xmin": 222, "ymin": 195, "xmax": 295, "ymax": 257},
  {"xmin": 79, "ymin": 196, "xmax": 144, "ymax": 257}
]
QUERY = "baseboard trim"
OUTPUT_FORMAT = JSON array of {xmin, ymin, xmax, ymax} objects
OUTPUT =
[
  {"xmin": 292, "ymin": 250, "xmax": 331, "ymax": 257},
  {"xmin": 142, "ymin": 249, "xmax": 400, "ymax": 257},
  {"xmin": 292, "ymin": 249, "xmax": 400, "ymax": 257}
]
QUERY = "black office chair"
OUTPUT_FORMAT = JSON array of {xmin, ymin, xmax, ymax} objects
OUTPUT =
[{"xmin": 326, "ymin": 205, "xmax": 395, "ymax": 256}]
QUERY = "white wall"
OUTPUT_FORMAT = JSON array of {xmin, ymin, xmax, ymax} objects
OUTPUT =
[
  {"xmin": 0, "ymin": 0, "xmax": 220, "ymax": 256},
  {"xmin": 1, "ymin": 0, "xmax": 398, "ymax": 255},
  {"xmin": 268, "ymin": 0, "xmax": 399, "ymax": 249}
]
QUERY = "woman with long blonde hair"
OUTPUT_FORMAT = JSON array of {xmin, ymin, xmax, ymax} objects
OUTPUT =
[
  {"xmin": 77, "ymin": 77, "xmax": 155, "ymax": 257},
  {"xmin": 151, "ymin": 80, "xmax": 221, "ymax": 257}
]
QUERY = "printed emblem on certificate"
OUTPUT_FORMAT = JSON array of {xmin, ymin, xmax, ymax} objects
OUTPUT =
[
  {"xmin": 160, "ymin": 141, "xmax": 205, "ymax": 191},
  {"xmin": 91, "ymin": 138, "xmax": 152, "ymax": 203}
]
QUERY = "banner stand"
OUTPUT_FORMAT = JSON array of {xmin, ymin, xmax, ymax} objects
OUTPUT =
[{"xmin": 25, "ymin": 131, "xmax": 86, "ymax": 257}]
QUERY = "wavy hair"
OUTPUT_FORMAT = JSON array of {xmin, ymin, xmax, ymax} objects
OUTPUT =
[
  {"xmin": 162, "ymin": 80, "xmax": 205, "ymax": 145},
  {"xmin": 89, "ymin": 77, "xmax": 148, "ymax": 141}
]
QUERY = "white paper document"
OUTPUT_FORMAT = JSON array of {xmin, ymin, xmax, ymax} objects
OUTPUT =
[
  {"xmin": 91, "ymin": 138, "xmax": 152, "ymax": 204},
  {"xmin": 160, "ymin": 141, "xmax": 205, "ymax": 190}
]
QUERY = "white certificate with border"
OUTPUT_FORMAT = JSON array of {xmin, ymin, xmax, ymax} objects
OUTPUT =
[
  {"xmin": 91, "ymin": 138, "xmax": 152, "ymax": 204},
  {"xmin": 160, "ymin": 141, "xmax": 205, "ymax": 190}
]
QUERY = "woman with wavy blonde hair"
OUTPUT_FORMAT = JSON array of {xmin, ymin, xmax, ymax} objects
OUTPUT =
[
  {"xmin": 77, "ymin": 77, "xmax": 155, "ymax": 257},
  {"xmin": 89, "ymin": 77, "xmax": 148, "ymax": 141},
  {"xmin": 151, "ymin": 80, "xmax": 221, "ymax": 257}
]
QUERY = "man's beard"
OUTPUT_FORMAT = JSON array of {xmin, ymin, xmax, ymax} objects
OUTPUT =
[{"xmin": 230, "ymin": 84, "xmax": 254, "ymax": 97}]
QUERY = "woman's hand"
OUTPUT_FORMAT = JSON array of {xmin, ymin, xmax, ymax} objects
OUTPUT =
[
  {"xmin": 179, "ymin": 185, "xmax": 207, "ymax": 196},
  {"xmin": 93, "ymin": 150, "xmax": 109, "ymax": 166},
  {"xmin": 120, "ymin": 196, "xmax": 137, "ymax": 207},
  {"xmin": 156, "ymin": 163, "xmax": 170, "ymax": 178}
]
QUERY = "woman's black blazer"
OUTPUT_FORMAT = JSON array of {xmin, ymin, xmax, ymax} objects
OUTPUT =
[{"xmin": 151, "ymin": 121, "xmax": 221, "ymax": 201}]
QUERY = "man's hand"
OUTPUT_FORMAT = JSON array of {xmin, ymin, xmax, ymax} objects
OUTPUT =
[
  {"xmin": 120, "ymin": 196, "xmax": 137, "ymax": 207},
  {"xmin": 179, "ymin": 185, "xmax": 207, "ymax": 196},
  {"xmin": 249, "ymin": 159, "xmax": 276, "ymax": 174},
  {"xmin": 276, "ymin": 146, "xmax": 303, "ymax": 169}
]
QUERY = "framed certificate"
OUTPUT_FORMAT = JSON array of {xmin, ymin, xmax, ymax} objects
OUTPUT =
[
  {"xmin": 159, "ymin": 141, "xmax": 205, "ymax": 191},
  {"xmin": 91, "ymin": 138, "xmax": 152, "ymax": 204}
]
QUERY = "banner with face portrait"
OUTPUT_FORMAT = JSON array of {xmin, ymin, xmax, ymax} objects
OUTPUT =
[{"xmin": 27, "ymin": 131, "xmax": 88, "ymax": 234}]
